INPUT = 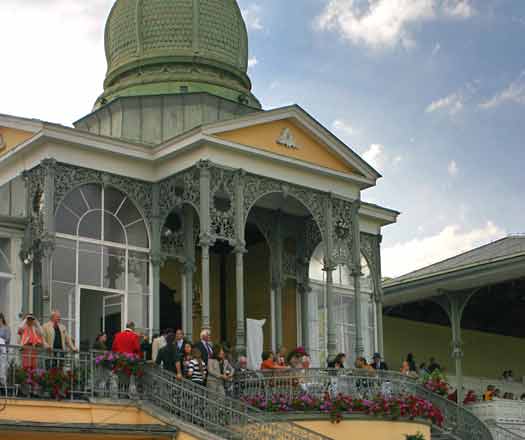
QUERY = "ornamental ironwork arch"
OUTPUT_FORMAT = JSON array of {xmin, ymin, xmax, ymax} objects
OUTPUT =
[
  {"xmin": 242, "ymin": 174, "xmax": 327, "ymax": 245},
  {"xmin": 158, "ymin": 167, "xmax": 201, "ymax": 229},
  {"xmin": 53, "ymin": 162, "xmax": 153, "ymax": 227},
  {"xmin": 360, "ymin": 233, "xmax": 382, "ymax": 300},
  {"xmin": 161, "ymin": 204, "xmax": 200, "ymax": 257}
]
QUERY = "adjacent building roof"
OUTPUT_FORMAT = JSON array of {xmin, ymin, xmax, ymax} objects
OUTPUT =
[
  {"xmin": 383, "ymin": 235, "xmax": 525, "ymax": 306},
  {"xmin": 393, "ymin": 235, "xmax": 525, "ymax": 284}
]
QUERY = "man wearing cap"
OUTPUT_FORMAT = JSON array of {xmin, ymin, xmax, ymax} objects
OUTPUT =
[{"xmin": 371, "ymin": 352, "xmax": 388, "ymax": 371}]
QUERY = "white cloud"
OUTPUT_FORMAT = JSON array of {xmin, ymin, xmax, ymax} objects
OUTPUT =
[
  {"xmin": 480, "ymin": 71, "xmax": 525, "ymax": 110},
  {"xmin": 447, "ymin": 160, "xmax": 459, "ymax": 176},
  {"xmin": 363, "ymin": 143, "xmax": 386, "ymax": 171},
  {"xmin": 332, "ymin": 119, "xmax": 356, "ymax": 138},
  {"xmin": 248, "ymin": 56, "xmax": 258, "ymax": 69},
  {"xmin": 316, "ymin": 0, "xmax": 474, "ymax": 49},
  {"xmin": 431, "ymin": 42, "xmax": 441, "ymax": 56},
  {"xmin": 382, "ymin": 222, "xmax": 506, "ymax": 278},
  {"xmin": 442, "ymin": 0, "xmax": 475, "ymax": 18},
  {"xmin": 241, "ymin": 4, "xmax": 263, "ymax": 31},
  {"xmin": 359, "ymin": 143, "xmax": 402, "ymax": 172},
  {"xmin": 0, "ymin": 0, "xmax": 114, "ymax": 123},
  {"xmin": 426, "ymin": 92, "xmax": 464, "ymax": 115}
]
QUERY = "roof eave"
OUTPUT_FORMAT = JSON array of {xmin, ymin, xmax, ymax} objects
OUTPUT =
[{"xmin": 383, "ymin": 253, "xmax": 525, "ymax": 306}]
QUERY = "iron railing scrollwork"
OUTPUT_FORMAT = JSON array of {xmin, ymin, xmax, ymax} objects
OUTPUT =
[
  {"xmin": 142, "ymin": 366, "xmax": 332, "ymax": 440},
  {"xmin": 492, "ymin": 425, "xmax": 525, "ymax": 440},
  {"xmin": 233, "ymin": 368, "xmax": 494, "ymax": 440}
]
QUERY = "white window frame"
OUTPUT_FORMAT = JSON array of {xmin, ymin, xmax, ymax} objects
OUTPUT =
[{"xmin": 54, "ymin": 185, "xmax": 153, "ymax": 345}]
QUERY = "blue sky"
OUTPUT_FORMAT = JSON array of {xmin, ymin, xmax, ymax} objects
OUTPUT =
[{"xmin": 0, "ymin": 0, "xmax": 523, "ymax": 276}]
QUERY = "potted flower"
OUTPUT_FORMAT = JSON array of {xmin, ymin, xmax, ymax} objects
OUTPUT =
[{"xmin": 423, "ymin": 370, "xmax": 449, "ymax": 397}]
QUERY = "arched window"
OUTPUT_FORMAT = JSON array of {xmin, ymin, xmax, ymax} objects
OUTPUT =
[
  {"xmin": 55, "ymin": 184, "xmax": 148, "ymax": 248},
  {"xmin": 53, "ymin": 184, "xmax": 151, "ymax": 347}
]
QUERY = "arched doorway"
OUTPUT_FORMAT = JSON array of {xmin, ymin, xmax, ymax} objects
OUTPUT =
[
  {"xmin": 53, "ymin": 183, "xmax": 151, "ymax": 350},
  {"xmin": 159, "ymin": 204, "xmax": 199, "ymax": 338},
  {"xmin": 245, "ymin": 192, "xmax": 324, "ymax": 354}
]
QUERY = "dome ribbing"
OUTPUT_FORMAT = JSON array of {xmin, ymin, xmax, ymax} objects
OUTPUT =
[{"xmin": 97, "ymin": 0, "xmax": 259, "ymax": 108}]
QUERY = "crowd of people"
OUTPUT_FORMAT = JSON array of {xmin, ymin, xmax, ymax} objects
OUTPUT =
[
  {"xmin": 3, "ymin": 310, "xmax": 525, "ymax": 404},
  {"xmin": 483, "ymin": 385, "xmax": 525, "ymax": 402}
]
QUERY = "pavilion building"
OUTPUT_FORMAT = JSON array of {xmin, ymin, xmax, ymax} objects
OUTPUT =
[
  {"xmin": 0, "ymin": 0, "xmax": 398, "ymax": 364},
  {"xmin": 383, "ymin": 235, "xmax": 525, "ymax": 403}
]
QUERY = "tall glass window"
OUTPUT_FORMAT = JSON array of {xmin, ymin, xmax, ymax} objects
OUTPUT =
[
  {"xmin": 0, "ymin": 238, "xmax": 12, "ymax": 329},
  {"xmin": 308, "ymin": 243, "xmax": 377, "ymax": 367},
  {"xmin": 53, "ymin": 184, "xmax": 151, "ymax": 345}
]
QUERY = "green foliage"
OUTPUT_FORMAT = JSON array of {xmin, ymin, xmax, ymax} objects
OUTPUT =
[{"xmin": 406, "ymin": 433, "xmax": 426, "ymax": 440}]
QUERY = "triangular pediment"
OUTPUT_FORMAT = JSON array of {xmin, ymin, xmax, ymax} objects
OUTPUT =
[
  {"xmin": 205, "ymin": 106, "xmax": 380, "ymax": 182},
  {"xmin": 0, "ymin": 126, "xmax": 35, "ymax": 156}
]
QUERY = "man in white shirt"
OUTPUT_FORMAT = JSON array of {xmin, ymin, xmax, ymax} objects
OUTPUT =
[{"xmin": 196, "ymin": 329, "xmax": 213, "ymax": 365}]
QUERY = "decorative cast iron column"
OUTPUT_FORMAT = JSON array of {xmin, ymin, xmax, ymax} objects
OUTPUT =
[
  {"xmin": 150, "ymin": 184, "xmax": 162, "ymax": 335},
  {"xmin": 297, "ymin": 252, "xmax": 311, "ymax": 352},
  {"xmin": 351, "ymin": 201, "xmax": 364, "ymax": 358},
  {"xmin": 182, "ymin": 205, "xmax": 195, "ymax": 340},
  {"xmin": 273, "ymin": 211, "xmax": 284, "ymax": 348},
  {"xmin": 434, "ymin": 290, "xmax": 476, "ymax": 407},
  {"xmin": 234, "ymin": 170, "xmax": 246, "ymax": 354},
  {"xmin": 198, "ymin": 160, "xmax": 212, "ymax": 330},
  {"xmin": 40, "ymin": 159, "xmax": 57, "ymax": 321},
  {"xmin": 374, "ymin": 235, "xmax": 385, "ymax": 355},
  {"xmin": 325, "ymin": 196, "xmax": 337, "ymax": 360}
]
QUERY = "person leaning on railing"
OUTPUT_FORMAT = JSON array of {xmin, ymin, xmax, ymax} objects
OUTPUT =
[
  {"xmin": 42, "ymin": 310, "xmax": 78, "ymax": 354},
  {"xmin": 207, "ymin": 344, "xmax": 234, "ymax": 396},
  {"xmin": 175, "ymin": 341, "xmax": 193, "ymax": 381},
  {"xmin": 260, "ymin": 351, "xmax": 289, "ymax": 370}
]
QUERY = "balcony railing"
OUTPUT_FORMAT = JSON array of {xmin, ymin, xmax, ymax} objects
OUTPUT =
[
  {"xmin": 232, "ymin": 368, "xmax": 494, "ymax": 440},
  {"xmin": 0, "ymin": 345, "xmax": 330, "ymax": 440},
  {"xmin": 0, "ymin": 345, "xmax": 496, "ymax": 440},
  {"xmin": 493, "ymin": 424, "xmax": 525, "ymax": 440},
  {"xmin": 142, "ymin": 366, "xmax": 332, "ymax": 440},
  {"xmin": 0, "ymin": 344, "xmax": 139, "ymax": 400},
  {"xmin": 448, "ymin": 375, "xmax": 525, "ymax": 400}
]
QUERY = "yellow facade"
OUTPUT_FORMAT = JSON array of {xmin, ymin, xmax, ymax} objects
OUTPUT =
[
  {"xmin": 0, "ymin": 399, "xmax": 164, "ymax": 425},
  {"xmin": 296, "ymin": 419, "xmax": 431, "ymax": 440},
  {"xmin": 0, "ymin": 126, "xmax": 34, "ymax": 156},
  {"xmin": 1, "ymin": 434, "xmax": 170, "ymax": 440},
  {"xmin": 384, "ymin": 316, "xmax": 525, "ymax": 379},
  {"xmin": 215, "ymin": 119, "xmax": 362, "ymax": 176}
]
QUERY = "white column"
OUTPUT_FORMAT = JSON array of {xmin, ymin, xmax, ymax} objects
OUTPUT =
[
  {"xmin": 234, "ymin": 170, "xmax": 246, "ymax": 355},
  {"xmin": 183, "ymin": 205, "xmax": 195, "ymax": 340},
  {"xmin": 325, "ymin": 197, "xmax": 338, "ymax": 360},
  {"xmin": 351, "ymin": 201, "xmax": 364, "ymax": 358},
  {"xmin": 198, "ymin": 160, "xmax": 212, "ymax": 331},
  {"xmin": 300, "ymin": 285, "xmax": 311, "ymax": 352},
  {"xmin": 235, "ymin": 246, "xmax": 246, "ymax": 353}
]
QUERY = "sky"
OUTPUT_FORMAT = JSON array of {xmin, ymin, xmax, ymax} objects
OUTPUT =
[{"xmin": 0, "ymin": 0, "xmax": 524, "ymax": 278}]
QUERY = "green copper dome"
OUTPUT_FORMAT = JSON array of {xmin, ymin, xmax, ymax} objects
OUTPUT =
[{"xmin": 97, "ymin": 0, "xmax": 260, "ymax": 109}]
